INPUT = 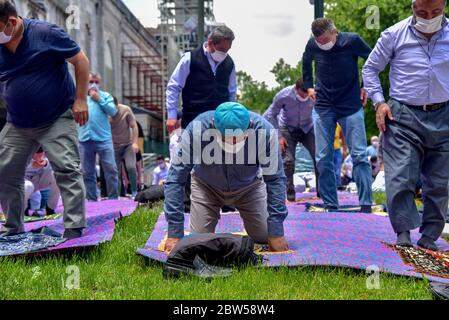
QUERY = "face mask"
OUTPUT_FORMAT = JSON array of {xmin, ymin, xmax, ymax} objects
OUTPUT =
[
  {"xmin": 89, "ymin": 83, "xmax": 100, "ymax": 92},
  {"xmin": 296, "ymin": 94, "xmax": 309, "ymax": 102},
  {"xmin": 216, "ymin": 135, "xmax": 247, "ymax": 154},
  {"xmin": 0, "ymin": 21, "xmax": 13, "ymax": 44},
  {"xmin": 315, "ymin": 40, "xmax": 335, "ymax": 51},
  {"xmin": 210, "ymin": 50, "xmax": 228, "ymax": 63},
  {"xmin": 414, "ymin": 14, "xmax": 444, "ymax": 34}
]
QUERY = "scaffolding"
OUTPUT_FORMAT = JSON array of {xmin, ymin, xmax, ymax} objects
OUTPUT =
[
  {"xmin": 157, "ymin": 0, "xmax": 217, "ymax": 142},
  {"xmin": 121, "ymin": 44, "xmax": 165, "ymax": 113},
  {"xmin": 158, "ymin": 0, "xmax": 216, "ymax": 52}
]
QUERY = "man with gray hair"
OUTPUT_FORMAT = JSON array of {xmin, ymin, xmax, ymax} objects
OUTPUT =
[
  {"xmin": 165, "ymin": 25, "xmax": 237, "ymax": 212},
  {"xmin": 302, "ymin": 18, "xmax": 373, "ymax": 213},
  {"xmin": 166, "ymin": 25, "xmax": 237, "ymax": 132},
  {"xmin": 363, "ymin": 0, "xmax": 449, "ymax": 250}
]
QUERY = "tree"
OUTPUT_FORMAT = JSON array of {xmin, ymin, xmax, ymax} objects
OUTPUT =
[
  {"xmin": 270, "ymin": 58, "xmax": 302, "ymax": 89},
  {"xmin": 237, "ymin": 59, "xmax": 302, "ymax": 115},
  {"xmin": 236, "ymin": 71, "xmax": 275, "ymax": 115}
]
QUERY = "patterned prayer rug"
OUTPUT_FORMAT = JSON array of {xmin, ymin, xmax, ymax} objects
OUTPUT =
[
  {"xmin": 137, "ymin": 206, "xmax": 449, "ymax": 283},
  {"xmin": 0, "ymin": 213, "xmax": 62, "ymax": 224},
  {"xmin": 385, "ymin": 244, "xmax": 449, "ymax": 280},
  {"xmin": 0, "ymin": 199, "xmax": 138, "ymax": 256}
]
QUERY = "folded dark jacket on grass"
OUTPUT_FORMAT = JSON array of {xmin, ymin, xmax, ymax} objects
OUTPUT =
[{"xmin": 164, "ymin": 233, "xmax": 262, "ymax": 279}]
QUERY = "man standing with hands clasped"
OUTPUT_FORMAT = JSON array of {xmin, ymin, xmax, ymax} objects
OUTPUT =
[
  {"xmin": 363, "ymin": 0, "xmax": 449, "ymax": 250},
  {"xmin": 0, "ymin": 1, "xmax": 89, "ymax": 239}
]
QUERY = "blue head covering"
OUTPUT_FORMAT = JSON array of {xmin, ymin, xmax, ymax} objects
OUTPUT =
[{"xmin": 214, "ymin": 102, "xmax": 250, "ymax": 136}]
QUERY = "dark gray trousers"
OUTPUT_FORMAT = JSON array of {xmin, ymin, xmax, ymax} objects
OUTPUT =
[
  {"xmin": 280, "ymin": 127, "xmax": 319, "ymax": 195},
  {"xmin": 383, "ymin": 99, "xmax": 449, "ymax": 240}
]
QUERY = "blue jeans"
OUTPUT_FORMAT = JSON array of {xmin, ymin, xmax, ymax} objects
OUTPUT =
[
  {"xmin": 79, "ymin": 140, "xmax": 118, "ymax": 201},
  {"xmin": 313, "ymin": 108, "xmax": 372, "ymax": 209},
  {"xmin": 333, "ymin": 149, "xmax": 343, "ymax": 187}
]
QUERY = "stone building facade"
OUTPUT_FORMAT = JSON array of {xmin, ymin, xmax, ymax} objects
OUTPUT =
[{"xmin": 0, "ymin": 0, "xmax": 165, "ymax": 145}]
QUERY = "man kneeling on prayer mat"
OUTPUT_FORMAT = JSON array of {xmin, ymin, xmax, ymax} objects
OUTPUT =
[{"xmin": 163, "ymin": 102, "xmax": 289, "ymax": 253}]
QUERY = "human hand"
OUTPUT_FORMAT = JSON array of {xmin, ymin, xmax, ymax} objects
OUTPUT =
[
  {"xmin": 132, "ymin": 143, "xmax": 140, "ymax": 154},
  {"xmin": 307, "ymin": 88, "xmax": 316, "ymax": 102},
  {"xmin": 268, "ymin": 236, "xmax": 289, "ymax": 252},
  {"xmin": 89, "ymin": 89, "xmax": 101, "ymax": 102},
  {"xmin": 361, "ymin": 88, "xmax": 368, "ymax": 107},
  {"xmin": 166, "ymin": 119, "xmax": 178, "ymax": 134},
  {"xmin": 376, "ymin": 103, "xmax": 394, "ymax": 133},
  {"xmin": 72, "ymin": 99, "xmax": 89, "ymax": 126},
  {"xmin": 279, "ymin": 137, "xmax": 288, "ymax": 154},
  {"xmin": 164, "ymin": 238, "xmax": 180, "ymax": 254}
]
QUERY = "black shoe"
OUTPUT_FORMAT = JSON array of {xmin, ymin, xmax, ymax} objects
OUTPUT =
[
  {"xmin": 396, "ymin": 231, "xmax": 413, "ymax": 247},
  {"xmin": 418, "ymin": 235, "xmax": 438, "ymax": 251},
  {"xmin": 361, "ymin": 205, "xmax": 372, "ymax": 214},
  {"xmin": 45, "ymin": 205, "xmax": 56, "ymax": 216},
  {"xmin": 63, "ymin": 228, "xmax": 83, "ymax": 240},
  {"xmin": 287, "ymin": 191, "xmax": 296, "ymax": 202},
  {"xmin": 221, "ymin": 205, "xmax": 235, "ymax": 213}
]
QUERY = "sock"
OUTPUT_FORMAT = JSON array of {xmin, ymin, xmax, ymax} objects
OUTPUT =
[
  {"xmin": 417, "ymin": 235, "xmax": 438, "ymax": 251},
  {"xmin": 396, "ymin": 231, "xmax": 413, "ymax": 247},
  {"xmin": 361, "ymin": 205, "xmax": 372, "ymax": 214},
  {"xmin": 45, "ymin": 205, "xmax": 56, "ymax": 216}
]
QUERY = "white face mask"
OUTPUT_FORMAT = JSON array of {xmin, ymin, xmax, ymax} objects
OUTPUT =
[
  {"xmin": 414, "ymin": 14, "xmax": 444, "ymax": 34},
  {"xmin": 216, "ymin": 135, "xmax": 247, "ymax": 154},
  {"xmin": 211, "ymin": 50, "xmax": 228, "ymax": 63},
  {"xmin": 0, "ymin": 21, "xmax": 13, "ymax": 44},
  {"xmin": 296, "ymin": 94, "xmax": 309, "ymax": 102},
  {"xmin": 89, "ymin": 83, "xmax": 100, "ymax": 92},
  {"xmin": 315, "ymin": 40, "xmax": 335, "ymax": 51}
]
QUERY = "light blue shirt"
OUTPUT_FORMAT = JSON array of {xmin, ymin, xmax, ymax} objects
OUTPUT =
[
  {"xmin": 166, "ymin": 44, "xmax": 238, "ymax": 120},
  {"xmin": 366, "ymin": 145, "xmax": 378, "ymax": 158},
  {"xmin": 263, "ymin": 85, "xmax": 314, "ymax": 133},
  {"xmin": 363, "ymin": 17, "xmax": 449, "ymax": 106},
  {"xmin": 78, "ymin": 91, "xmax": 117, "ymax": 143}
]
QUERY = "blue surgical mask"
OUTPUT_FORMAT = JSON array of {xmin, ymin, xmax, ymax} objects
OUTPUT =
[{"xmin": 89, "ymin": 83, "xmax": 100, "ymax": 92}]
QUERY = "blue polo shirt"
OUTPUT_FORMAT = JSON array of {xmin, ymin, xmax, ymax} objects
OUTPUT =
[{"xmin": 0, "ymin": 18, "xmax": 80, "ymax": 128}]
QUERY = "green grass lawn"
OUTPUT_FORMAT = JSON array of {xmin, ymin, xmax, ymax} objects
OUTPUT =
[{"xmin": 0, "ymin": 194, "xmax": 439, "ymax": 300}]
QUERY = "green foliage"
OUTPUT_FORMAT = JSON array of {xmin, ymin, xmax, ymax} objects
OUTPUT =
[
  {"xmin": 236, "ymin": 71, "xmax": 275, "ymax": 115},
  {"xmin": 237, "ymin": 59, "xmax": 302, "ymax": 115}
]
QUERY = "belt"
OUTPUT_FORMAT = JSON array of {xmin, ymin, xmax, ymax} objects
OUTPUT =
[{"xmin": 404, "ymin": 101, "xmax": 448, "ymax": 112}]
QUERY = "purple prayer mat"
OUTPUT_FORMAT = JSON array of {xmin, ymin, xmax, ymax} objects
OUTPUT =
[
  {"xmin": 1, "ymin": 199, "xmax": 138, "ymax": 255},
  {"xmin": 137, "ymin": 205, "xmax": 449, "ymax": 283},
  {"xmin": 21, "ymin": 198, "xmax": 137, "ymax": 231}
]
